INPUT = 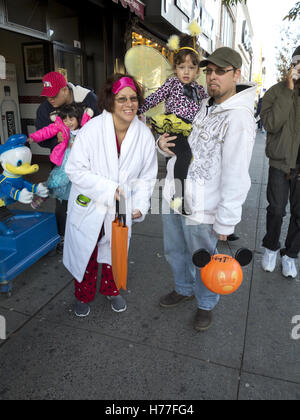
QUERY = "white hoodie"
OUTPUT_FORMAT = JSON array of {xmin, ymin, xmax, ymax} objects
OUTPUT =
[{"xmin": 162, "ymin": 84, "xmax": 257, "ymax": 235}]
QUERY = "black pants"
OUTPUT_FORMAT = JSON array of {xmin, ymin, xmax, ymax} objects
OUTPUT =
[
  {"xmin": 55, "ymin": 199, "xmax": 68, "ymax": 237},
  {"xmin": 172, "ymin": 133, "xmax": 193, "ymax": 201},
  {"xmin": 262, "ymin": 166, "xmax": 300, "ymax": 258}
]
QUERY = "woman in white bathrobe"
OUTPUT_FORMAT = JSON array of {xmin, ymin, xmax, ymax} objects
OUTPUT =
[{"xmin": 63, "ymin": 74, "xmax": 158, "ymax": 317}]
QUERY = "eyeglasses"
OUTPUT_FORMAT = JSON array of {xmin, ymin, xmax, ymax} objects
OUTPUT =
[
  {"xmin": 115, "ymin": 96, "xmax": 139, "ymax": 104},
  {"xmin": 203, "ymin": 68, "xmax": 235, "ymax": 76}
]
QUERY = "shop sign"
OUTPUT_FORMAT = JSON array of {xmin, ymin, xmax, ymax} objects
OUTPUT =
[
  {"xmin": 0, "ymin": 315, "xmax": 6, "ymax": 340},
  {"xmin": 112, "ymin": 0, "xmax": 145, "ymax": 20}
]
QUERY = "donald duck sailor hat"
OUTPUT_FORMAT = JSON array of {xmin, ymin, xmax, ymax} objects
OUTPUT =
[{"xmin": 0, "ymin": 135, "xmax": 27, "ymax": 156}]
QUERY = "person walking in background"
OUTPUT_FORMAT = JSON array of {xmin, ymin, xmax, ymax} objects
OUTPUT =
[{"xmin": 261, "ymin": 46, "xmax": 300, "ymax": 278}]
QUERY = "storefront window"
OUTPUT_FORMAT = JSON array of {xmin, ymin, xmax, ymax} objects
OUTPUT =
[
  {"xmin": 54, "ymin": 46, "xmax": 82, "ymax": 85},
  {"xmin": 5, "ymin": 0, "xmax": 47, "ymax": 33},
  {"xmin": 132, "ymin": 32, "xmax": 171, "ymax": 61},
  {"xmin": 48, "ymin": 1, "xmax": 79, "ymax": 47}
]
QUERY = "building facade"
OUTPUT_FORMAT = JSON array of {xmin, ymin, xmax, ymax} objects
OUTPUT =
[{"xmin": 0, "ymin": 0, "xmax": 254, "ymax": 151}]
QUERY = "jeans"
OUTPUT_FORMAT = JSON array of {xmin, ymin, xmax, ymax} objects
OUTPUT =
[
  {"xmin": 162, "ymin": 202, "xmax": 220, "ymax": 311},
  {"xmin": 262, "ymin": 166, "xmax": 300, "ymax": 258}
]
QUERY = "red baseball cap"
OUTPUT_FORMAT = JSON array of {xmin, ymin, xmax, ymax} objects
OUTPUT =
[{"xmin": 40, "ymin": 71, "xmax": 67, "ymax": 97}]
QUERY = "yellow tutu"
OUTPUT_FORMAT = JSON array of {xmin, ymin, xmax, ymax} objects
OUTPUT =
[{"xmin": 150, "ymin": 114, "xmax": 192, "ymax": 137}]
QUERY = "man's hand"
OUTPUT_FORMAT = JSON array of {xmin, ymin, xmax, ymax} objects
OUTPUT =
[
  {"xmin": 287, "ymin": 67, "xmax": 295, "ymax": 91},
  {"xmin": 158, "ymin": 133, "xmax": 177, "ymax": 156},
  {"xmin": 213, "ymin": 229, "xmax": 228, "ymax": 241}
]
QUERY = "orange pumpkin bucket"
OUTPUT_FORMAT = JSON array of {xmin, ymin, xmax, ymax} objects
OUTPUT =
[
  {"xmin": 111, "ymin": 198, "xmax": 128, "ymax": 291},
  {"xmin": 193, "ymin": 248, "xmax": 253, "ymax": 295}
]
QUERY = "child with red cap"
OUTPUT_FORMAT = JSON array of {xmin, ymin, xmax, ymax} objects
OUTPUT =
[
  {"xmin": 32, "ymin": 72, "xmax": 99, "ymax": 253},
  {"xmin": 36, "ymin": 71, "xmax": 99, "ymax": 151}
]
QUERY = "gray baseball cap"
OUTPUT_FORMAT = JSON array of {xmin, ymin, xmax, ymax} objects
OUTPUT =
[{"xmin": 200, "ymin": 47, "xmax": 243, "ymax": 69}]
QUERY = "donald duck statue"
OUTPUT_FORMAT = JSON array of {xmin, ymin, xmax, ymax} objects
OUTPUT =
[
  {"xmin": 0, "ymin": 134, "xmax": 60, "ymax": 295},
  {"xmin": 0, "ymin": 134, "xmax": 48, "ymax": 212}
]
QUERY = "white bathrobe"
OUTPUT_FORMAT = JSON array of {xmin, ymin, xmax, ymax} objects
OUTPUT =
[{"xmin": 63, "ymin": 111, "xmax": 158, "ymax": 282}]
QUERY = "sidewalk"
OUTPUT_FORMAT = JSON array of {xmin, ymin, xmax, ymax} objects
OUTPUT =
[{"xmin": 0, "ymin": 131, "xmax": 299, "ymax": 400}]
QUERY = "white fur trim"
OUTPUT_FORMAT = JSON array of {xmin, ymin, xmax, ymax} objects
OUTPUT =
[{"xmin": 85, "ymin": 108, "xmax": 94, "ymax": 118}]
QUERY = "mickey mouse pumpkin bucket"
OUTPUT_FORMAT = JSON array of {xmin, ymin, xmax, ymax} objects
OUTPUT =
[{"xmin": 192, "ymin": 248, "xmax": 253, "ymax": 295}]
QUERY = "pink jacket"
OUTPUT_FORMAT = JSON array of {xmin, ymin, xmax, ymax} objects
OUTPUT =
[{"xmin": 30, "ymin": 109, "xmax": 93, "ymax": 166}]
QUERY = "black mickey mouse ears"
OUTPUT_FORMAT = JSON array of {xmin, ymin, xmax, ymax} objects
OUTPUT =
[
  {"xmin": 235, "ymin": 248, "xmax": 253, "ymax": 267},
  {"xmin": 192, "ymin": 249, "xmax": 211, "ymax": 268},
  {"xmin": 192, "ymin": 248, "xmax": 253, "ymax": 268}
]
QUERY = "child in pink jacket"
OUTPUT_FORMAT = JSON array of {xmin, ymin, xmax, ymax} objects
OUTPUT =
[
  {"xmin": 29, "ymin": 103, "xmax": 93, "ymax": 167},
  {"xmin": 28, "ymin": 103, "xmax": 93, "ymax": 245}
]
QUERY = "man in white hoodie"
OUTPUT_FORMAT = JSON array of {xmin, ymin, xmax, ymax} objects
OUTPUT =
[{"xmin": 158, "ymin": 47, "xmax": 257, "ymax": 332}]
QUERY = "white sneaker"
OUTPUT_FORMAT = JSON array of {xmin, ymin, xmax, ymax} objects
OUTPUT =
[
  {"xmin": 261, "ymin": 248, "xmax": 279, "ymax": 272},
  {"xmin": 282, "ymin": 255, "xmax": 297, "ymax": 278}
]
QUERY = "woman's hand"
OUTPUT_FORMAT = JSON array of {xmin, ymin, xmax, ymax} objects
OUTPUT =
[
  {"xmin": 27, "ymin": 137, "xmax": 34, "ymax": 144},
  {"xmin": 158, "ymin": 133, "xmax": 177, "ymax": 156},
  {"xmin": 115, "ymin": 187, "xmax": 125, "ymax": 201},
  {"xmin": 132, "ymin": 210, "xmax": 142, "ymax": 220}
]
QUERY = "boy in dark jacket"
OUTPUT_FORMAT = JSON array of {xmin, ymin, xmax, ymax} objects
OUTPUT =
[
  {"xmin": 36, "ymin": 71, "xmax": 99, "ymax": 151},
  {"xmin": 34, "ymin": 72, "xmax": 99, "ymax": 251},
  {"xmin": 261, "ymin": 46, "xmax": 300, "ymax": 278}
]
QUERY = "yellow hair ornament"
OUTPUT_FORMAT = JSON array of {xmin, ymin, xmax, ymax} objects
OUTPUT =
[
  {"xmin": 188, "ymin": 21, "xmax": 202, "ymax": 37},
  {"xmin": 188, "ymin": 20, "xmax": 202, "ymax": 50},
  {"xmin": 167, "ymin": 35, "xmax": 180, "ymax": 52}
]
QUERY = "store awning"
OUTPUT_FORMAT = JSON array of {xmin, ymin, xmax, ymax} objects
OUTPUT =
[{"xmin": 112, "ymin": 0, "xmax": 145, "ymax": 20}]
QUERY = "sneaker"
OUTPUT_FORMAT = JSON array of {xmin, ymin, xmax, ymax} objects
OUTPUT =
[
  {"xmin": 159, "ymin": 290, "xmax": 194, "ymax": 308},
  {"xmin": 261, "ymin": 248, "xmax": 279, "ymax": 272},
  {"xmin": 31, "ymin": 196, "xmax": 47, "ymax": 209},
  {"xmin": 75, "ymin": 301, "xmax": 90, "ymax": 317},
  {"xmin": 107, "ymin": 295, "xmax": 127, "ymax": 313},
  {"xmin": 282, "ymin": 255, "xmax": 297, "ymax": 278},
  {"xmin": 194, "ymin": 309, "xmax": 213, "ymax": 332}
]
